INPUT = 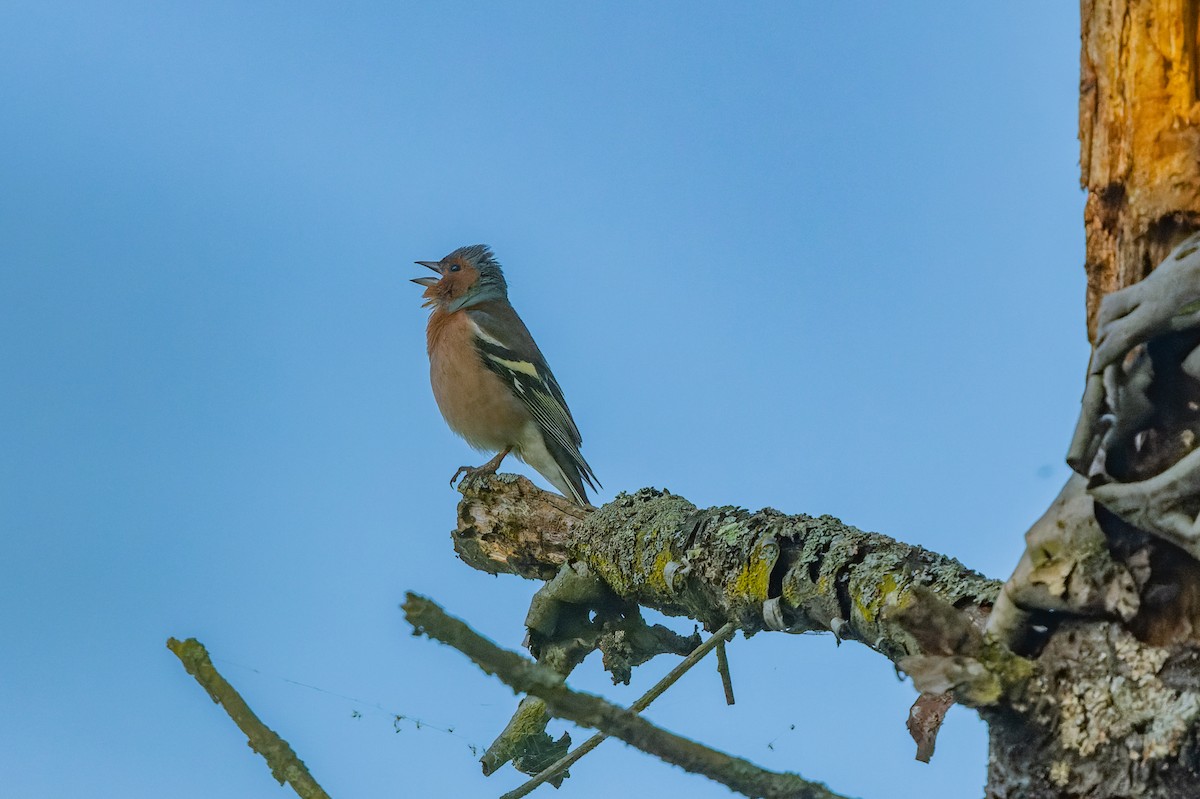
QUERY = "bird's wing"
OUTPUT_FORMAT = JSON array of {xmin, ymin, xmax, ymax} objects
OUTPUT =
[{"xmin": 467, "ymin": 305, "xmax": 600, "ymax": 500}]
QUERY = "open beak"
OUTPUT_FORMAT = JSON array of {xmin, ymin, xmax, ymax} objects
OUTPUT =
[{"xmin": 411, "ymin": 260, "xmax": 442, "ymax": 287}]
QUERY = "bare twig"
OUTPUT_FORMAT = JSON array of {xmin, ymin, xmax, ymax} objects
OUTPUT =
[
  {"xmin": 501, "ymin": 621, "xmax": 738, "ymax": 799},
  {"xmin": 167, "ymin": 637, "xmax": 332, "ymax": 799},
  {"xmin": 716, "ymin": 634, "xmax": 736, "ymax": 706},
  {"xmin": 403, "ymin": 593, "xmax": 848, "ymax": 799}
]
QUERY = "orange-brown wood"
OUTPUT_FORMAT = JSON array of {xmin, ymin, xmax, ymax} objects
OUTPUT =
[{"xmin": 1081, "ymin": 0, "xmax": 1200, "ymax": 337}]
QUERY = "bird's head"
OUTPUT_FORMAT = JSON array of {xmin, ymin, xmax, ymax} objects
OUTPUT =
[{"xmin": 412, "ymin": 244, "xmax": 508, "ymax": 312}]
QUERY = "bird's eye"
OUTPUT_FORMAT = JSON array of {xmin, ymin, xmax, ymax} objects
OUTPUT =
[{"xmin": 449, "ymin": 263, "xmax": 461, "ymax": 272}]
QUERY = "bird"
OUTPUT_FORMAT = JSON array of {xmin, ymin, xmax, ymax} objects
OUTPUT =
[{"xmin": 412, "ymin": 244, "xmax": 600, "ymax": 505}]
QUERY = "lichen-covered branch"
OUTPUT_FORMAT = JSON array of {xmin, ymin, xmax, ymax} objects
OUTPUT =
[
  {"xmin": 455, "ymin": 474, "xmax": 999, "ymax": 666},
  {"xmin": 166, "ymin": 637, "xmax": 331, "ymax": 799},
  {"xmin": 455, "ymin": 475, "xmax": 1016, "ymax": 775},
  {"xmin": 450, "ymin": 476, "xmax": 1200, "ymax": 796},
  {"xmin": 403, "ymin": 593, "xmax": 848, "ymax": 799}
]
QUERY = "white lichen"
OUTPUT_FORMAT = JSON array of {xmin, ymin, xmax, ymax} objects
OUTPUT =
[{"xmin": 1057, "ymin": 627, "xmax": 1200, "ymax": 760}]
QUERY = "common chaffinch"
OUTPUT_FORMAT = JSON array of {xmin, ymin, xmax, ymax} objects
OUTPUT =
[{"xmin": 412, "ymin": 244, "xmax": 600, "ymax": 505}]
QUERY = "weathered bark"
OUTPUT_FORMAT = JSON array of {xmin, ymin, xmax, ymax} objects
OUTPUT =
[
  {"xmin": 454, "ymin": 473, "xmax": 587, "ymax": 581},
  {"xmin": 453, "ymin": 475, "xmax": 1200, "ymax": 798},
  {"xmin": 968, "ymin": 2, "xmax": 1200, "ymax": 796},
  {"xmin": 454, "ymin": 475, "xmax": 1017, "ymax": 788},
  {"xmin": 454, "ymin": 474, "xmax": 999, "ymax": 665},
  {"xmin": 1080, "ymin": 0, "xmax": 1200, "ymax": 336},
  {"xmin": 986, "ymin": 622, "xmax": 1200, "ymax": 797}
]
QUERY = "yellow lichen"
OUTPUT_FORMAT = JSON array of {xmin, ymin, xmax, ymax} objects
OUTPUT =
[
  {"xmin": 856, "ymin": 573, "xmax": 899, "ymax": 624},
  {"xmin": 727, "ymin": 556, "xmax": 772, "ymax": 601},
  {"xmin": 649, "ymin": 549, "xmax": 677, "ymax": 594}
]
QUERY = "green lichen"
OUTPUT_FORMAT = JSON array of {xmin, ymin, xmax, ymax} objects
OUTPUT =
[
  {"xmin": 717, "ymin": 522, "xmax": 745, "ymax": 545},
  {"xmin": 975, "ymin": 639, "xmax": 1035, "ymax": 704},
  {"xmin": 585, "ymin": 549, "xmax": 629, "ymax": 596}
]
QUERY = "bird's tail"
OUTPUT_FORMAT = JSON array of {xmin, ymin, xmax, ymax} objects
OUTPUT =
[{"xmin": 524, "ymin": 436, "xmax": 600, "ymax": 506}]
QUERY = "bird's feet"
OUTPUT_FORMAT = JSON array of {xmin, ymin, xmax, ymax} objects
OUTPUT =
[
  {"xmin": 450, "ymin": 464, "xmax": 494, "ymax": 487},
  {"xmin": 449, "ymin": 447, "xmax": 512, "ymax": 488}
]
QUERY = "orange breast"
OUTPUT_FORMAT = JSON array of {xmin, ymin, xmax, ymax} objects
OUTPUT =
[{"xmin": 426, "ymin": 309, "xmax": 531, "ymax": 451}]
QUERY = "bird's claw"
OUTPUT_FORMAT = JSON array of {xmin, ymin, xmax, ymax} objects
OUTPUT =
[
  {"xmin": 450, "ymin": 447, "xmax": 512, "ymax": 489},
  {"xmin": 450, "ymin": 464, "xmax": 497, "ymax": 488},
  {"xmin": 450, "ymin": 465, "xmax": 474, "ymax": 487}
]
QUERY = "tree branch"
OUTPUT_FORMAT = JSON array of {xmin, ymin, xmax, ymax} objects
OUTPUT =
[
  {"xmin": 500, "ymin": 621, "xmax": 737, "ymax": 799},
  {"xmin": 454, "ymin": 474, "xmax": 999, "ymax": 665},
  {"xmin": 403, "ymin": 593, "xmax": 850, "ymax": 799},
  {"xmin": 716, "ymin": 633, "xmax": 736, "ymax": 705},
  {"xmin": 166, "ymin": 637, "xmax": 331, "ymax": 799}
]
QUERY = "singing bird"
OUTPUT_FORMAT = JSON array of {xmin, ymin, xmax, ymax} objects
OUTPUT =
[{"xmin": 413, "ymin": 245, "xmax": 600, "ymax": 505}]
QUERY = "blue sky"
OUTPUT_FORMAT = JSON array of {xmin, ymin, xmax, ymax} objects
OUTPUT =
[{"xmin": 1, "ymin": 3, "xmax": 1084, "ymax": 797}]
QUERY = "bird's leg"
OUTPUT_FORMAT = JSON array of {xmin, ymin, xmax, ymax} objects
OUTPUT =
[{"xmin": 450, "ymin": 446, "xmax": 512, "ymax": 487}]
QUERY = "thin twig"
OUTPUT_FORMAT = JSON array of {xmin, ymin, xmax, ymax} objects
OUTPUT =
[
  {"xmin": 403, "ymin": 593, "xmax": 848, "ymax": 799},
  {"xmin": 167, "ymin": 637, "xmax": 332, "ymax": 799},
  {"xmin": 500, "ymin": 621, "xmax": 738, "ymax": 799},
  {"xmin": 716, "ymin": 633, "xmax": 736, "ymax": 706}
]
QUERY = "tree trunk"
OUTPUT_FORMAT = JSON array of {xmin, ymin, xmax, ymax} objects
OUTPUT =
[
  {"xmin": 978, "ymin": 3, "xmax": 1200, "ymax": 796},
  {"xmin": 986, "ymin": 621, "xmax": 1200, "ymax": 798},
  {"xmin": 1081, "ymin": 0, "xmax": 1200, "ymax": 336}
]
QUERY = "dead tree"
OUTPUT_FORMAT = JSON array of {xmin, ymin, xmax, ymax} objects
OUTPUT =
[
  {"xmin": 173, "ymin": 3, "xmax": 1200, "ymax": 797},
  {"xmin": 405, "ymin": 4, "xmax": 1200, "ymax": 797}
]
